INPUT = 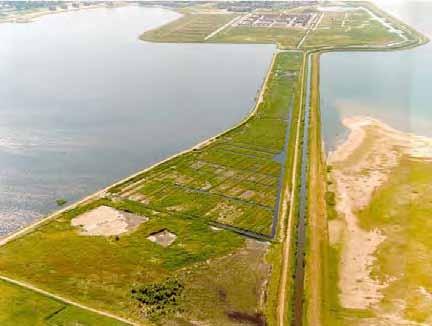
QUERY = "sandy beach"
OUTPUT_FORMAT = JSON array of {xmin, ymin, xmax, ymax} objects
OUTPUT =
[{"xmin": 328, "ymin": 116, "xmax": 432, "ymax": 314}]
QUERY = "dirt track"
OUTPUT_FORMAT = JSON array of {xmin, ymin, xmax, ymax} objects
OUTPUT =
[{"xmin": 0, "ymin": 275, "xmax": 138, "ymax": 325}]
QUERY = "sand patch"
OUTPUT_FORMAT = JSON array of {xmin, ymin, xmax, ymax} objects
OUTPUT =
[
  {"xmin": 147, "ymin": 229, "xmax": 177, "ymax": 247},
  {"xmin": 329, "ymin": 116, "xmax": 432, "ymax": 311},
  {"xmin": 239, "ymin": 190, "xmax": 256, "ymax": 200},
  {"xmin": 328, "ymin": 219, "xmax": 344, "ymax": 246},
  {"xmin": 71, "ymin": 206, "xmax": 148, "ymax": 236}
]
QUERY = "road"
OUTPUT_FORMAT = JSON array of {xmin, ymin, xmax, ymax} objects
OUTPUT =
[
  {"xmin": 204, "ymin": 15, "xmax": 242, "ymax": 40},
  {"xmin": 297, "ymin": 13, "xmax": 324, "ymax": 49}
]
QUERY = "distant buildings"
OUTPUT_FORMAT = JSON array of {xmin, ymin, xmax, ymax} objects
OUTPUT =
[
  {"xmin": 218, "ymin": 1, "xmax": 319, "ymax": 13},
  {"xmin": 235, "ymin": 13, "xmax": 315, "ymax": 29}
]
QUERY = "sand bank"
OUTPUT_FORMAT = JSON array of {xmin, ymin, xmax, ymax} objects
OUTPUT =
[{"xmin": 328, "ymin": 116, "xmax": 432, "ymax": 310}]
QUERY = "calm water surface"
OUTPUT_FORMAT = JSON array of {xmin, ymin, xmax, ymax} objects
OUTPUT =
[
  {"xmin": 0, "ymin": 6, "xmax": 275, "ymax": 235},
  {"xmin": 320, "ymin": 1, "xmax": 432, "ymax": 151}
]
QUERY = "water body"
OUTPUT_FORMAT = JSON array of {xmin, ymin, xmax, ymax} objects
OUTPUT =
[
  {"xmin": 320, "ymin": 1, "xmax": 432, "ymax": 151},
  {"xmin": 0, "ymin": 6, "xmax": 275, "ymax": 236}
]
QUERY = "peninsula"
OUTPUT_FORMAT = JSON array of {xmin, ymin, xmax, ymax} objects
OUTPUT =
[{"xmin": 0, "ymin": 1, "xmax": 429, "ymax": 325}]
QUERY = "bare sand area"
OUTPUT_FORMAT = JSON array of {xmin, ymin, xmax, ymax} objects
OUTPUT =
[
  {"xmin": 71, "ymin": 205, "xmax": 148, "ymax": 236},
  {"xmin": 328, "ymin": 116, "xmax": 432, "ymax": 311}
]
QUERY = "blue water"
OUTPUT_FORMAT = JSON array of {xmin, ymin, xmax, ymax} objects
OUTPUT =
[
  {"xmin": 320, "ymin": 1, "xmax": 432, "ymax": 151},
  {"xmin": 0, "ymin": 6, "xmax": 275, "ymax": 235}
]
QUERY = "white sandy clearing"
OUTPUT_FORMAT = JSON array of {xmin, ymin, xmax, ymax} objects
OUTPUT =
[
  {"xmin": 328, "ymin": 219, "xmax": 344, "ymax": 246},
  {"xmin": 147, "ymin": 229, "xmax": 176, "ymax": 247},
  {"xmin": 71, "ymin": 206, "xmax": 147, "ymax": 236},
  {"xmin": 328, "ymin": 116, "xmax": 432, "ymax": 311}
]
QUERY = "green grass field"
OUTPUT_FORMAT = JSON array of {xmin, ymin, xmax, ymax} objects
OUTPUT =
[
  {"xmin": 140, "ymin": 13, "xmax": 236, "ymax": 42},
  {"xmin": 0, "ymin": 197, "xmax": 246, "ymax": 322},
  {"xmin": 0, "ymin": 279, "xmax": 126, "ymax": 326},
  {"xmin": 303, "ymin": 5, "xmax": 409, "ymax": 49},
  {"xmin": 211, "ymin": 26, "xmax": 306, "ymax": 49}
]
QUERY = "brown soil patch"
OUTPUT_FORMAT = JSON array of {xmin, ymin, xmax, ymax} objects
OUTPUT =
[
  {"xmin": 147, "ymin": 229, "xmax": 177, "ymax": 247},
  {"xmin": 226, "ymin": 311, "xmax": 266, "ymax": 326}
]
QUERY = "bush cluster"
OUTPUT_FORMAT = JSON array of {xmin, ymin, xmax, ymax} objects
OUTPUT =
[{"xmin": 131, "ymin": 278, "xmax": 184, "ymax": 320}]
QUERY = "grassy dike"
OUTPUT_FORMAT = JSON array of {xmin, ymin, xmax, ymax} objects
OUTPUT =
[
  {"xmin": 302, "ymin": 53, "xmax": 328, "ymax": 326},
  {"xmin": 301, "ymin": 25, "xmax": 428, "ymax": 326},
  {"xmin": 265, "ymin": 52, "xmax": 306, "ymax": 326},
  {"xmin": 289, "ymin": 53, "xmax": 309, "ymax": 326}
]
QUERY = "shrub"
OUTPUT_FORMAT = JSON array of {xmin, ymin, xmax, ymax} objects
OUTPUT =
[
  {"xmin": 325, "ymin": 191, "xmax": 336, "ymax": 206},
  {"xmin": 131, "ymin": 278, "xmax": 184, "ymax": 320},
  {"xmin": 56, "ymin": 198, "xmax": 67, "ymax": 206}
]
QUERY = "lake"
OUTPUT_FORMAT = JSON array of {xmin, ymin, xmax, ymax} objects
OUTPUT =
[
  {"xmin": 320, "ymin": 1, "xmax": 432, "ymax": 151},
  {"xmin": 0, "ymin": 5, "xmax": 275, "ymax": 236}
]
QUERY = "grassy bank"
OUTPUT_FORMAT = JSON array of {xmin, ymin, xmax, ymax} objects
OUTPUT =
[{"xmin": 302, "ymin": 53, "xmax": 328, "ymax": 326}]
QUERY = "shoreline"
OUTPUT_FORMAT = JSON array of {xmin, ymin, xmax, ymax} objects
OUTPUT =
[
  {"xmin": 0, "ymin": 49, "xmax": 279, "ymax": 247},
  {"xmin": 0, "ymin": 4, "xmax": 128, "ymax": 24},
  {"xmin": 329, "ymin": 116, "xmax": 432, "ymax": 163},
  {"xmin": 328, "ymin": 115, "xmax": 432, "ymax": 312}
]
